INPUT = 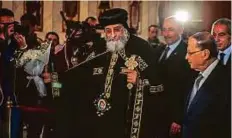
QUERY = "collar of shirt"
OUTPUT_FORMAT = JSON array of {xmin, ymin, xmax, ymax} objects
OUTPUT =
[
  {"xmin": 218, "ymin": 44, "xmax": 231, "ymax": 65},
  {"xmin": 166, "ymin": 37, "xmax": 182, "ymax": 59},
  {"xmin": 199, "ymin": 59, "xmax": 219, "ymax": 88}
]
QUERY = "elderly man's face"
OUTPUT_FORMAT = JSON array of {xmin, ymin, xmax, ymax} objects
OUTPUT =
[
  {"xmin": 104, "ymin": 24, "xmax": 129, "ymax": 52},
  {"xmin": 185, "ymin": 38, "xmax": 205, "ymax": 71},
  {"xmin": 105, "ymin": 24, "xmax": 124, "ymax": 41},
  {"xmin": 212, "ymin": 24, "xmax": 231, "ymax": 51},
  {"xmin": 162, "ymin": 18, "xmax": 183, "ymax": 45}
]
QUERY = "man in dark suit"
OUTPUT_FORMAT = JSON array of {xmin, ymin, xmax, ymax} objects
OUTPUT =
[
  {"xmin": 183, "ymin": 32, "xmax": 230, "ymax": 138},
  {"xmin": 0, "ymin": 8, "xmax": 27, "ymax": 138},
  {"xmin": 156, "ymin": 16, "xmax": 196, "ymax": 137},
  {"xmin": 211, "ymin": 18, "xmax": 231, "ymax": 69},
  {"xmin": 0, "ymin": 8, "xmax": 28, "ymax": 104}
]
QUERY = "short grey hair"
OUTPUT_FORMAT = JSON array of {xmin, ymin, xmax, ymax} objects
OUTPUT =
[
  {"xmin": 211, "ymin": 18, "xmax": 231, "ymax": 36},
  {"xmin": 190, "ymin": 31, "xmax": 218, "ymax": 58},
  {"xmin": 164, "ymin": 16, "xmax": 184, "ymax": 30}
]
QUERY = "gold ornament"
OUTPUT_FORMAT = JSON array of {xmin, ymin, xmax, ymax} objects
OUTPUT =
[
  {"xmin": 125, "ymin": 55, "xmax": 138, "ymax": 70},
  {"xmin": 125, "ymin": 55, "xmax": 138, "ymax": 90}
]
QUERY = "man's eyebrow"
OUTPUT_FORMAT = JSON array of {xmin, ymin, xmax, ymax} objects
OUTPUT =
[
  {"xmin": 105, "ymin": 26, "xmax": 122, "ymax": 30},
  {"xmin": 162, "ymin": 27, "xmax": 174, "ymax": 30},
  {"xmin": 218, "ymin": 32, "xmax": 227, "ymax": 35},
  {"xmin": 114, "ymin": 26, "xmax": 121, "ymax": 28},
  {"xmin": 214, "ymin": 32, "xmax": 227, "ymax": 36}
]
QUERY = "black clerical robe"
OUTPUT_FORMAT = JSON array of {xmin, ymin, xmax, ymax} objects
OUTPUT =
[{"xmin": 56, "ymin": 35, "xmax": 167, "ymax": 138}]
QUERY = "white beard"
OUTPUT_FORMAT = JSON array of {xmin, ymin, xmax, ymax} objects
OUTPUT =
[
  {"xmin": 106, "ymin": 40, "xmax": 125, "ymax": 52},
  {"xmin": 105, "ymin": 28, "xmax": 129, "ymax": 52}
]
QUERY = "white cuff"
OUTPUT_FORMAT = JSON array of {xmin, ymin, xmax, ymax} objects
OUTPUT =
[{"xmin": 20, "ymin": 44, "xmax": 27, "ymax": 50}]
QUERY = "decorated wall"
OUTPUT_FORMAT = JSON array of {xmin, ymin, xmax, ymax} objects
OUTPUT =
[
  {"xmin": 1, "ymin": 1, "xmax": 231, "ymax": 43},
  {"xmin": 2, "ymin": 1, "xmax": 161, "ymax": 43}
]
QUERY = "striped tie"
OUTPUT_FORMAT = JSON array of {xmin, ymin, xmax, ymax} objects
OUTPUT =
[{"xmin": 159, "ymin": 46, "xmax": 170, "ymax": 63}]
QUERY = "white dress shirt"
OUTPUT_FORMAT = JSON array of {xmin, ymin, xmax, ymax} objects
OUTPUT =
[{"xmin": 166, "ymin": 37, "xmax": 182, "ymax": 59}]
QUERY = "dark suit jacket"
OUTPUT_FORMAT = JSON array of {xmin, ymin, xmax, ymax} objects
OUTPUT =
[
  {"xmin": 219, "ymin": 53, "xmax": 231, "ymax": 69},
  {"xmin": 225, "ymin": 54, "xmax": 231, "ymax": 73},
  {"xmin": 183, "ymin": 62, "xmax": 230, "ymax": 138},
  {"xmin": 0, "ymin": 39, "xmax": 21, "ymax": 138},
  {"xmin": 224, "ymin": 53, "xmax": 231, "ymax": 66},
  {"xmin": 0, "ymin": 39, "xmax": 18, "ymax": 105},
  {"xmin": 155, "ymin": 40, "xmax": 197, "ymax": 127}
]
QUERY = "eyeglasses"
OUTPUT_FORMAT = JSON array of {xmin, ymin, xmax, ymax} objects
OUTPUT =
[{"xmin": 186, "ymin": 50, "xmax": 202, "ymax": 56}]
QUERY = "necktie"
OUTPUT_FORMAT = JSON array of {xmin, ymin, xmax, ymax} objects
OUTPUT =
[
  {"xmin": 159, "ymin": 46, "xmax": 170, "ymax": 63},
  {"xmin": 220, "ymin": 53, "xmax": 225, "ymax": 64},
  {"xmin": 188, "ymin": 74, "xmax": 204, "ymax": 109}
]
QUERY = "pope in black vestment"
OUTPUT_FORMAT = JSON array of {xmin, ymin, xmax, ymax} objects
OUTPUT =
[{"xmin": 56, "ymin": 8, "xmax": 167, "ymax": 138}]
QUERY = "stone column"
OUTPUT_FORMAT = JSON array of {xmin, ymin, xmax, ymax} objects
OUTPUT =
[
  {"xmin": 88, "ymin": 1, "xmax": 98, "ymax": 19},
  {"xmin": 36, "ymin": 1, "xmax": 53, "ymax": 40},
  {"xmin": 2, "ymin": 1, "xmax": 13, "ymax": 10},
  {"xmin": 12, "ymin": 1, "xmax": 24, "ymax": 22},
  {"xmin": 140, "ymin": 1, "xmax": 149, "ymax": 39},
  {"xmin": 79, "ymin": 1, "xmax": 88, "ymax": 21},
  {"xmin": 148, "ymin": 1, "xmax": 159, "ymax": 26}
]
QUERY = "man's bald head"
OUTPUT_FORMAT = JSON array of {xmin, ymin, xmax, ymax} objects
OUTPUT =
[{"xmin": 162, "ymin": 16, "xmax": 184, "ymax": 45}]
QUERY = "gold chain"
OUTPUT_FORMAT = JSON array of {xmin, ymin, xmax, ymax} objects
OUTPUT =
[{"xmin": 104, "ymin": 52, "xmax": 118, "ymax": 99}]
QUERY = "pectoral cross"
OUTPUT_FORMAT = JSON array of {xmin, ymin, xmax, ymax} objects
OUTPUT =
[
  {"xmin": 125, "ymin": 55, "xmax": 138, "ymax": 89},
  {"xmin": 125, "ymin": 55, "xmax": 138, "ymax": 70}
]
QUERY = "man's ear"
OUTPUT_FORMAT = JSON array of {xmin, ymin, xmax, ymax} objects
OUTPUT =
[
  {"xmin": 228, "ymin": 35, "xmax": 231, "ymax": 44},
  {"xmin": 202, "ymin": 49, "xmax": 210, "ymax": 60}
]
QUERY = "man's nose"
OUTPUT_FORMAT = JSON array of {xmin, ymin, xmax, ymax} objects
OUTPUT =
[
  {"xmin": 111, "ymin": 31, "xmax": 115, "ymax": 38},
  {"xmin": 162, "ymin": 30, "xmax": 168, "ymax": 37},
  {"xmin": 214, "ymin": 35, "xmax": 220, "ymax": 42}
]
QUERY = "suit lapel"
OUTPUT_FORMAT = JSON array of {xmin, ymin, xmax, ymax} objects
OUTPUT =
[
  {"xmin": 226, "ymin": 54, "xmax": 231, "ymax": 66},
  {"xmin": 156, "ymin": 45, "xmax": 165, "ymax": 58},
  {"xmin": 184, "ymin": 87, "xmax": 193, "ymax": 114},
  {"xmin": 166, "ymin": 40, "xmax": 185, "ymax": 62}
]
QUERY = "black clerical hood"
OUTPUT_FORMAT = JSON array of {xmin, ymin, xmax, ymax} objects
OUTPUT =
[{"xmin": 98, "ymin": 8, "xmax": 129, "ymax": 29}]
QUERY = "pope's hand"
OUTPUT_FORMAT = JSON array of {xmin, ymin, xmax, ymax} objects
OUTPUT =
[{"xmin": 121, "ymin": 68, "xmax": 137, "ymax": 84}]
